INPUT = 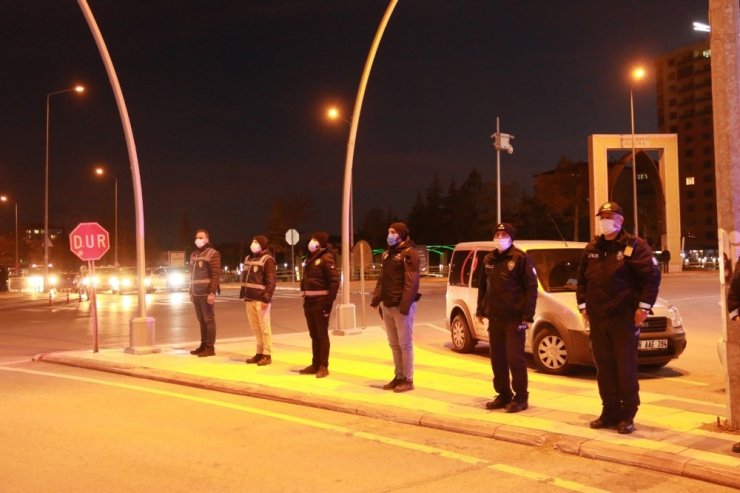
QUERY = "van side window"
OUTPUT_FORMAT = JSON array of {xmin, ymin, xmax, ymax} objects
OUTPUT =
[
  {"xmin": 448, "ymin": 250, "xmax": 473, "ymax": 286},
  {"xmin": 470, "ymin": 251, "xmax": 488, "ymax": 288}
]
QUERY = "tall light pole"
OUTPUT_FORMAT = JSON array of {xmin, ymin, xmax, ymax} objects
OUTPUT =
[
  {"xmin": 629, "ymin": 66, "xmax": 646, "ymax": 236},
  {"xmin": 491, "ymin": 117, "xmax": 514, "ymax": 224},
  {"xmin": 44, "ymin": 85, "xmax": 85, "ymax": 289},
  {"xmin": 336, "ymin": 0, "xmax": 398, "ymax": 335},
  {"xmin": 94, "ymin": 167, "xmax": 118, "ymax": 266},
  {"xmin": 0, "ymin": 195, "xmax": 19, "ymax": 273}
]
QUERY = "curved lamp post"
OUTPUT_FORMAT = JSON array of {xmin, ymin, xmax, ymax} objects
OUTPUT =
[
  {"xmin": 0, "ymin": 195, "xmax": 19, "ymax": 272},
  {"xmin": 94, "ymin": 167, "xmax": 118, "ymax": 266},
  {"xmin": 629, "ymin": 66, "xmax": 646, "ymax": 236},
  {"xmin": 335, "ymin": 0, "xmax": 398, "ymax": 335},
  {"xmin": 45, "ymin": 84, "xmax": 84, "ymax": 289}
]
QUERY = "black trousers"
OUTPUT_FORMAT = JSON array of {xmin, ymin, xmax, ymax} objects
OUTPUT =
[
  {"xmin": 192, "ymin": 296, "xmax": 217, "ymax": 349},
  {"xmin": 589, "ymin": 314, "xmax": 640, "ymax": 421},
  {"xmin": 303, "ymin": 299, "xmax": 330, "ymax": 368},
  {"xmin": 488, "ymin": 318, "xmax": 528, "ymax": 402}
]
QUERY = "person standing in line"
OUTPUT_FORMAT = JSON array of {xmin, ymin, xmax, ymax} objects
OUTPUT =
[
  {"xmin": 370, "ymin": 222, "xmax": 421, "ymax": 393},
  {"xmin": 189, "ymin": 229, "xmax": 221, "ymax": 357},
  {"xmin": 475, "ymin": 223, "xmax": 538, "ymax": 413},
  {"xmin": 725, "ymin": 263, "xmax": 740, "ymax": 453},
  {"xmin": 240, "ymin": 235, "xmax": 276, "ymax": 366},
  {"xmin": 299, "ymin": 232, "xmax": 340, "ymax": 378},
  {"xmin": 577, "ymin": 201, "xmax": 661, "ymax": 434}
]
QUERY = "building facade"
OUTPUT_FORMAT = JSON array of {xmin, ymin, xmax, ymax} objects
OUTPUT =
[{"xmin": 656, "ymin": 39, "xmax": 716, "ymax": 250}]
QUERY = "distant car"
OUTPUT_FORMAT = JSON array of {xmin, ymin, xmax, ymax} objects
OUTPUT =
[
  {"xmin": 74, "ymin": 266, "xmax": 121, "ymax": 294},
  {"xmin": 446, "ymin": 240, "xmax": 687, "ymax": 375},
  {"xmin": 110, "ymin": 267, "xmax": 154, "ymax": 294},
  {"xmin": 23, "ymin": 268, "xmax": 75, "ymax": 292},
  {"xmin": 149, "ymin": 266, "xmax": 190, "ymax": 291}
]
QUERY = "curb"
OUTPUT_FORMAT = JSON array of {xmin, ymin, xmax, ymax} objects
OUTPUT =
[{"xmin": 34, "ymin": 352, "xmax": 740, "ymax": 489}]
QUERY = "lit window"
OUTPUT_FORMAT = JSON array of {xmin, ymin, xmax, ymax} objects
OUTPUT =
[{"xmin": 686, "ymin": 177, "xmax": 695, "ymax": 185}]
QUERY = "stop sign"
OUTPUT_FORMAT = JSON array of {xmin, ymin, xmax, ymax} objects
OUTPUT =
[{"xmin": 69, "ymin": 222, "xmax": 110, "ymax": 261}]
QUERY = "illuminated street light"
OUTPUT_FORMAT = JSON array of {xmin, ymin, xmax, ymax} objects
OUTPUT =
[
  {"xmin": 94, "ymin": 166, "xmax": 119, "ymax": 267},
  {"xmin": 693, "ymin": 21, "xmax": 711, "ymax": 32},
  {"xmin": 326, "ymin": 106, "xmax": 350, "ymax": 125},
  {"xmin": 0, "ymin": 195, "xmax": 19, "ymax": 272},
  {"xmin": 44, "ymin": 84, "xmax": 85, "ymax": 290},
  {"xmin": 629, "ymin": 66, "xmax": 645, "ymax": 236}
]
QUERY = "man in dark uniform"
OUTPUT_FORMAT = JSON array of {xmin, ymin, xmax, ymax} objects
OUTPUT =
[
  {"xmin": 476, "ymin": 223, "xmax": 538, "ymax": 413},
  {"xmin": 240, "ymin": 235, "xmax": 277, "ymax": 366},
  {"xmin": 299, "ymin": 232, "xmax": 340, "ymax": 378},
  {"xmin": 371, "ymin": 222, "xmax": 421, "ymax": 393},
  {"xmin": 189, "ymin": 229, "xmax": 221, "ymax": 357},
  {"xmin": 577, "ymin": 201, "xmax": 661, "ymax": 434},
  {"xmin": 725, "ymin": 264, "xmax": 740, "ymax": 453}
]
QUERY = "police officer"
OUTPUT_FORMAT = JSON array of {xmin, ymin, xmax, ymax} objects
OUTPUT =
[
  {"xmin": 577, "ymin": 201, "xmax": 661, "ymax": 434},
  {"xmin": 371, "ymin": 222, "xmax": 421, "ymax": 393},
  {"xmin": 240, "ymin": 235, "xmax": 276, "ymax": 366},
  {"xmin": 189, "ymin": 229, "xmax": 221, "ymax": 357},
  {"xmin": 475, "ymin": 223, "xmax": 538, "ymax": 413},
  {"xmin": 725, "ymin": 264, "xmax": 740, "ymax": 453},
  {"xmin": 299, "ymin": 232, "xmax": 340, "ymax": 378}
]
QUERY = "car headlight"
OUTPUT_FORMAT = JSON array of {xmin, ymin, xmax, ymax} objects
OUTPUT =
[
  {"xmin": 668, "ymin": 304, "xmax": 683, "ymax": 328},
  {"xmin": 168, "ymin": 272, "xmax": 184, "ymax": 287},
  {"xmin": 110, "ymin": 276, "xmax": 120, "ymax": 290}
]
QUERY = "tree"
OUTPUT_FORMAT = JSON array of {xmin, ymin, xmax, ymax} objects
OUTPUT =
[
  {"xmin": 532, "ymin": 156, "xmax": 589, "ymax": 241},
  {"xmin": 356, "ymin": 207, "xmax": 398, "ymax": 249}
]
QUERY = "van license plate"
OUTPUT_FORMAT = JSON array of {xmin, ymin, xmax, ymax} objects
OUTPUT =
[{"xmin": 639, "ymin": 339, "xmax": 668, "ymax": 350}]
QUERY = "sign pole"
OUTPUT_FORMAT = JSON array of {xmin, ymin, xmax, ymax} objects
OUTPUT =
[{"xmin": 89, "ymin": 260, "xmax": 99, "ymax": 353}]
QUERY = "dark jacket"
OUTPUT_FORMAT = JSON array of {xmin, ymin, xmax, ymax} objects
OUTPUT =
[
  {"xmin": 475, "ymin": 245, "xmax": 538, "ymax": 322},
  {"xmin": 189, "ymin": 245, "xmax": 221, "ymax": 297},
  {"xmin": 239, "ymin": 251, "xmax": 276, "ymax": 303},
  {"xmin": 300, "ymin": 246, "xmax": 340, "ymax": 308},
  {"xmin": 371, "ymin": 239, "xmax": 421, "ymax": 315},
  {"xmin": 576, "ymin": 229, "xmax": 661, "ymax": 319},
  {"xmin": 728, "ymin": 265, "xmax": 740, "ymax": 320}
]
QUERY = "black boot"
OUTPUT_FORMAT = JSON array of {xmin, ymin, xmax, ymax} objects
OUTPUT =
[
  {"xmin": 190, "ymin": 345, "xmax": 205, "ymax": 355},
  {"xmin": 246, "ymin": 353, "xmax": 263, "ymax": 364}
]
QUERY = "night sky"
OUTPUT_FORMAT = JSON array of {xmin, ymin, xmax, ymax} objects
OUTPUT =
[{"xmin": 0, "ymin": 1, "xmax": 708, "ymax": 254}]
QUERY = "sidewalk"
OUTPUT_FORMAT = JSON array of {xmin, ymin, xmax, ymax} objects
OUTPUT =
[{"xmin": 34, "ymin": 325, "xmax": 740, "ymax": 489}]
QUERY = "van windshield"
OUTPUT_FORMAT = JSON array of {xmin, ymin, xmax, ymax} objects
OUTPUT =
[{"xmin": 526, "ymin": 248, "xmax": 583, "ymax": 293}]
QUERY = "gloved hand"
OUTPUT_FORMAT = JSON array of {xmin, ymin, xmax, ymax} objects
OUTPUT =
[{"xmin": 323, "ymin": 305, "xmax": 332, "ymax": 318}]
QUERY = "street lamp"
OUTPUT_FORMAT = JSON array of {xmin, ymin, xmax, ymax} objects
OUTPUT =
[
  {"xmin": 326, "ymin": 106, "xmax": 350, "ymax": 125},
  {"xmin": 44, "ymin": 84, "xmax": 85, "ymax": 289},
  {"xmin": 629, "ymin": 67, "xmax": 646, "ymax": 236},
  {"xmin": 0, "ymin": 195, "xmax": 19, "ymax": 273},
  {"xmin": 94, "ymin": 167, "xmax": 118, "ymax": 267}
]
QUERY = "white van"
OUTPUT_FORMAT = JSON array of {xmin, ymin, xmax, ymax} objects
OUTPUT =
[{"xmin": 445, "ymin": 240, "xmax": 687, "ymax": 375}]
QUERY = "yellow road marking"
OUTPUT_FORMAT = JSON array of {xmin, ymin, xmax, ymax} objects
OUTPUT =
[{"xmin": 2, "ymin": 365, "xmax": 608, "ymax": 491}]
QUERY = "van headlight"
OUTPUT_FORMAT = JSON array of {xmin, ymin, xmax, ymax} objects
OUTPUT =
[{"xmin": 668, "ymin": 305, "xmax": 683, "ymax": 328}]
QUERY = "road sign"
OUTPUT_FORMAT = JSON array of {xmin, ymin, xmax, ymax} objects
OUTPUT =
[
  {"xmin": 285, "ymin": 228, "xmax": 299, "ymax": 246},
  {"xmin": 69, "ymin": 222, "xmax": 110, "ymax": 261}
]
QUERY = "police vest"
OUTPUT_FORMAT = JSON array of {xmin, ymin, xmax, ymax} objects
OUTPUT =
[{"xmin": 191, "ymin": 248, "xmax": 217, "ymax": 296}]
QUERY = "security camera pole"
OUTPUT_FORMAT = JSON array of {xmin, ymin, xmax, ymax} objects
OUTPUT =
[{"xmin": 491, "ymin": 116, "xmax": 514, "ymax": 223}]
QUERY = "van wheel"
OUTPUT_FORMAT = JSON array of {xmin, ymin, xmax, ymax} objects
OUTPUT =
[
  {"xmin": 533, "ymin": 327, "xmax": 572, "ymax": 375},
  {"xmin": 450, "ymin": 314, "xmax": 476, "ymax": 353}
]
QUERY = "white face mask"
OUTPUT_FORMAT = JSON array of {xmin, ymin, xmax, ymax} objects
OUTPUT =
[
  {"xmin": 250, "ymin": 242, "xmax": 261, "ymax": 254},
  {"xmin": 599, "ymin": 218, "xmax": 621, "ymax": 235},
  {"xmin": 387, "ymin": 233, "xmax": 399, "ymax": 246},
  {"xmin": 194, "ymin": 238, "xmax": 206, "ymax": 249},
  {"xmin": 308, "ymin": 239, "xmax": 320, "ymax": 253},
  {"xmin": 492, "ymin": 237, "xmax": 512, "ymax": 252}
]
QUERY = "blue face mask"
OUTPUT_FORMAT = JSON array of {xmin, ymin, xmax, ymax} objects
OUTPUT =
[{"xmin": 387, "ymin": 233, "xmax": 399, "ymax": 246}]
